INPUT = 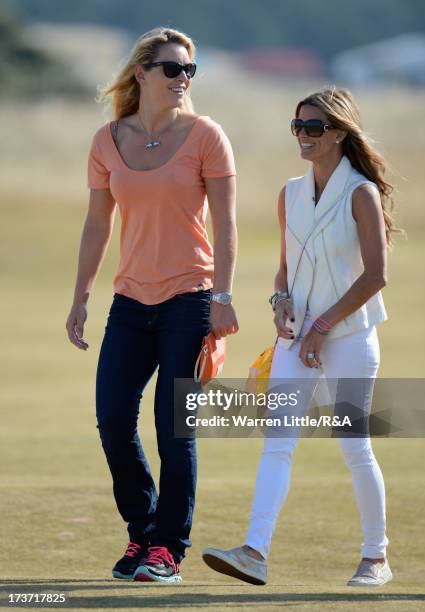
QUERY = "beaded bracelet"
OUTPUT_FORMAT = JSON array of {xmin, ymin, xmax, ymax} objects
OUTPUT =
[
  {"xmin": 312, "ymin": 316, "xmax": 333, "ymax": 335},
  {"xmin": 274, "ymin": 295, "xmax": 292, "ymax": 309},
  {"xmin": 270, "ymin": 291, "xmax": 291, "ymax": 311}
]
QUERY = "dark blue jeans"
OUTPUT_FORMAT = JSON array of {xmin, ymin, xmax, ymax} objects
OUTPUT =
[{"xmin": 95, "ymin": 290, "xmax": 211, "ymax": 562}]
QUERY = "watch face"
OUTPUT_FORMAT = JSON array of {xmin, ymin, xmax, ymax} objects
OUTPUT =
[{"xmin": 212, "ymin": 293, "xmax": 232, "ymax": 305}]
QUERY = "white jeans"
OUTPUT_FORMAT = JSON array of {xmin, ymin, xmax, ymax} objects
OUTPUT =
[{"xmin": 245, "ymin": 308, "xmax": 388, "ymax": 560}]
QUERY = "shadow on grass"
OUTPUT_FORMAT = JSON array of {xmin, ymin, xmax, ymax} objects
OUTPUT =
[{"xmin": 1, "ymin": 582, "xmax": 424, "ymax": 608}]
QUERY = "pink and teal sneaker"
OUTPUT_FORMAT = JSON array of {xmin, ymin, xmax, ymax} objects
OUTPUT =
[
  {"xmin": 112, "ymin": 541, "xmax": 147, "ymax": 580},
  {"xmin": 134, "ymin": 546, "xmax": 182, "ymax": 583}
]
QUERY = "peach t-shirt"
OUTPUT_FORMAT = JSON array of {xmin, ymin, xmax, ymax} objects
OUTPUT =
[{"xmin": 87, "ymin": 115, "xmax": 236, "ymax": 305}]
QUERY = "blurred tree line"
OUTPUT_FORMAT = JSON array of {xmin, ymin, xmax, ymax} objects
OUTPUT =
[
  {"xmin": 12, "ymin": 0, "xmax": 425, "ymax": 58},
  {"xmin": 1, "ymin": 0, "xmax": 424, "ymax": 97},
  {"xmin": 0, "ymin": 9, "xmax": 88, "ymax": 97}
]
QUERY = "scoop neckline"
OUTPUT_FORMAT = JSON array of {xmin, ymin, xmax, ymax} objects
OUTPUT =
[{"xmin": 107, "ymin": 115, "xmax": 203, "ymax": 173}]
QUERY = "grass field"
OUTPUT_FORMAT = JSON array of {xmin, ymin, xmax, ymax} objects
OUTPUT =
[{"xmin": 1, "ymin": 79, "xmax": 425, "ymax": 611}]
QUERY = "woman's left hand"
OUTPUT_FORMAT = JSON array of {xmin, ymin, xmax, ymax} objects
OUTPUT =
[
  {"xmin": 299, "ymin": 328, "xmax": 326, "ymax": 368},
  {"xmin": 210, "ymin": 302, "xmax": 239, "ymax": 339}
]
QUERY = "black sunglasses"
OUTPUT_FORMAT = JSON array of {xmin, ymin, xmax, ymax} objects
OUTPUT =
[
  {"xmin": 291, "ymin": 118, "xmax": 335, "ymax": 138},
  {"xmin": 144, "ymin": 61, "xmax": 197, "ymax": 79}
]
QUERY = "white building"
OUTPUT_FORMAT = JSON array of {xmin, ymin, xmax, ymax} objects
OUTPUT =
[{"xmin": 331, "ymin": 34, "xmax": 425, "ymax": 87}]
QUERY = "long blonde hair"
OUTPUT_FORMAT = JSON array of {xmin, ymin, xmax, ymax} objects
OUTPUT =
[
  {"xmin": 296, "ymin": 87, "xmax": 402, "ymax": 247},
  {"xmin": 97, "ymin": 27, "xmax": 196, "ymax": 119}
]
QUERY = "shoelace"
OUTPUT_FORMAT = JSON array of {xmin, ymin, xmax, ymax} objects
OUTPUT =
[
  {"xmin": 145, "ymin": 546, "xmax": 177, "ymax": 569},
  {"xmin": 124, "ymin": 541, "xmax": 142, "ymax": 558}
]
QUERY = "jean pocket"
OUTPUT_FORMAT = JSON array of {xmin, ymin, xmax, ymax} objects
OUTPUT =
[
  {"xmin": 107, "ymin": 294, "xmax": 146, "ymax": 324},
  {"xmin": 112, "ymin": 292, "xmax": 139, "ymax": 305},
  {"xmin": 174, "ymin": 290, "xmax": 211, "ymax": 303}
]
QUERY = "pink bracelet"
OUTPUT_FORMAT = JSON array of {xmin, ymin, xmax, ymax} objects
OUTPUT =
[{"xmin": 312, "ymin": 316, "xmax": 333, "ymax": 335}]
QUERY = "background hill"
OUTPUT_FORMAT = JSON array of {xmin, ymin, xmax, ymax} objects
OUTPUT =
[{"xmin": 10, "ymin": 0, "xmax": 425, "ymax": 59}]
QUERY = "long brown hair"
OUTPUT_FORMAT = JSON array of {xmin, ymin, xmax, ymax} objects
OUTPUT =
[
  {"xmin": 97, "ymin": 27, "xmax": 196, "ymax": 119},
  {"xmin": 296, "ymin": 87, "xmax": 402, "ymax": 247}
]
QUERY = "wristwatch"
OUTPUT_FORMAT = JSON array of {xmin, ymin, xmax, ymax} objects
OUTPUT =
[
  {"xmin": 211, "ymin": 292, "xmax": 232, "ymax": 305},
  {"xmin": 269, "ymin": 290, "xmax": 290, "ymax": 311}
]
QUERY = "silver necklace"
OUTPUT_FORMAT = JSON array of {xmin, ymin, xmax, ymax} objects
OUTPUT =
[
  {"xmin": 138, "ymin": 113, "xmax": 163, "ymax": 150},
  {"xmin": 145, "ymin": 140, "xmax": 161, "ymax": 150}
]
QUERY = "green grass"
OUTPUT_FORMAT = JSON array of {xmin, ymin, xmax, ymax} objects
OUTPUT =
[
  {"xmin": 1, "ymin": 88, "xmax": 425, "ymax": 610},
  {"xmin": 1, "ymin": 201, "xmax": 425, "ymax": 611}
]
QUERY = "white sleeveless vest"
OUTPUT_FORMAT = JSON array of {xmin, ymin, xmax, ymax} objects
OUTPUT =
[{"xmin": 281, "ymin": 155, "xmax": 387, "ymax": 350}]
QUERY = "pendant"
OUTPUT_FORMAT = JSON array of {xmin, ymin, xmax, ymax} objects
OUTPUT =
[{"xmin": 146, "ymin": 140, "xmax": 161, "ymax": 150}]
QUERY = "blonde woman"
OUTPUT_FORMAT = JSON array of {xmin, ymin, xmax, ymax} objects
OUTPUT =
[
  {"xmin": 66, "ymin": 27, "xmax": 238, "ymax": 583},
  {"xmin": 203, "ymin": 88, "xmax": 399, "ymax": 587}
]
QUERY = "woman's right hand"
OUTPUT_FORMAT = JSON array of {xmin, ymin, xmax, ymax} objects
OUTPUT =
[
  {"xmin": 273, "ymin": 298, "xmax": 295, "ymax": 340},
  {"xmin": 66, "ymin": 303, "xmax": 89, "ymax": 350}
]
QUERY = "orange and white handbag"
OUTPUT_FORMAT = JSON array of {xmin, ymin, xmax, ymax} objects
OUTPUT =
[{"xmin": 194, "ymin": 332, "xmax": 226, "ymax": 384}]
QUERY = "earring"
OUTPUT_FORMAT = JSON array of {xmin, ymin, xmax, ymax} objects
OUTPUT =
[{"xmin": 335, "ymin": 139, "xmax": 340, "ymax": 144}]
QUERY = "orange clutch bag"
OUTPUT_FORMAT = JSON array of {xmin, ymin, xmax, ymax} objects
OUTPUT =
[{"xmin": 194, "ymin": 332, "xmax": 226, "ymax": 384}]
